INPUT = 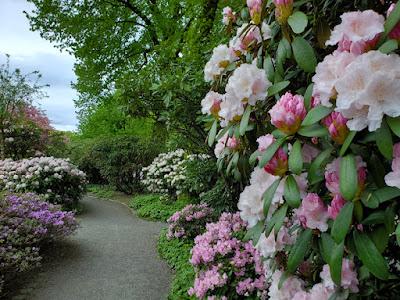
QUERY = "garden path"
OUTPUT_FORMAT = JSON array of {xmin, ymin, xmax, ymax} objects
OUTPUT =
[{"xmin": 13, "ymin": 195, "xmax": 172, "ymax": 300}]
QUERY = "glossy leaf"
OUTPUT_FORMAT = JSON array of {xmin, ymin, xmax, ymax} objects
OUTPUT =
[
  {"xmin": 339, "ymin": 131, "xmax": 356, "ymax": 156},
  {"xmin": 320, "ymin": 233, "xmax": 335, "ymax": 264},
  {"xmin": 284, "ymin": 175, "xmax": 301, "ymax": 208},
  {"xmin": 331, "ymin": 202, "xmax": 354, "ymax": 244},
  {"xmin": 330, "ymin": 241, "xmax": 344, "ymax": 285},
  {"xmin": 265, "ymin": 204, "xmax": 288, "ymax": 236},
  {"xmin": 292, "ymin": 37, "xmax": 317, "ymax": 73},
  {"xmin": 308, "ymin": 148, "xmax": 332, "ymax": 184},
  {"xmin": 387, "ymin": 116, "xmax": 400, "ymax": 137},
  {"xmin": 244, "ymin": 220, "xmax": 264, "ymax": 244},
  {"xmin": 301, "ymin": 106, "xmax": 332, "ymax": 127},
  {"xmin": 289, "ymin": 140, "xmax": 303, "ymax": 174},
  {"xmin": 339, "ymin": 155, "xmax": 358, "ymax": 201},
  {"xmin": 376, "ymin": 120, "xmax": 393, "ymax": 160},
  {"xmin": 378, "ymin": 39, "xmax": 398, "ymax": 54},
  {"xmin": 287, "ymin": 229, "xmax": 312, "ymax": 273},
  {"xmin": 207, "ymin": 120, "xmax": 218, "ymax": 147},
  {"xmin": 288, "ymin": 11, "xmax": 308, "ymax": 34},
  {"xmin": 240, "ymin": 105, "xmax": 252, "ymax": 136},
  {"xmin": 263, "ymin": 179, "xmax": 281, "ymax": 216},
  {"xmin": 268, "ymin": 80, "xmax": 290, "ymax": 97},
  {"xmin": 298, "ymin": 124, "xmax": 329, "ymax": 137},
  {"xmin": 258, "ymin": 137, "xmax": 286, "ymax": 167}
]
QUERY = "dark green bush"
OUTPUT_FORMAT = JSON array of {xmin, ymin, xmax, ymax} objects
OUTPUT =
[
  {"xmin": 200, "ymin": 178, "xmax": 238, "ymax": 214},
  {"xmin": 158, "ymin": 228, "xmax": 195, "ymax": 300}
]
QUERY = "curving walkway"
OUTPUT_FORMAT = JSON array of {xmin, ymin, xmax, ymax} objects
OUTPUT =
[{"xmin": 12, "ymin": 195, "xmax": 172, "ymax": 300}]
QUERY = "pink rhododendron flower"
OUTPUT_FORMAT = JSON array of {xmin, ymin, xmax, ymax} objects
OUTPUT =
[
  {"xmin": 301, "ymin": 144, "xmax": 320, "ymax": 164},
  {"xmin": 222, "ymin": 6, "xmax": 236, "ymax": 26},
  {"xmin": 256, "ymin": 230, "xmax": 276, "ymax": 258},
  {"xmin": 335, "ymin": 51, "xmax": 400, "ymax": 131},
  {"xmin": 257, "ymin": 134, "xmax": 288, "ymax": 176},
  {"xmin": 388, "ymin": 3, "xmax": 400, "ymax": 40},
  {"xmin": 273, "ymin": 0, "xmax": 293, "ymax": 24},
  {"xmin": 247, "ymin": 0, "xmax": 263, "ymax": 24},
  {"xmin": 326, "ymin": 10, "xmax": 384, "ymax": 54},
  {"xmin": 320, "ymin": 260, "xmax": 359, "ymax": 293},
  {"xmin": 201, "ymin": 91, "xmax": 223, "ymax": 116},
  {"xmin": 214, "ymin": 133, "xmax": 240, "ymax": 158},
  {"xmin": 321, "ymin": 111, "xmax": 349, "ymax": 144},
  {"xmin": 327, "ymin": 195, "xmax": 347, "ymax": 219},
  {"xmin": 296, "ymin": 193, "xmax": 329, "ymax": 232},
  {"xmin": 269, "ymin": 270, "xmax": 305, "ymax": 299},
  {"xmin": 269, "ymin": 92, "xmax": 307, "ymax": 135},
  {"xmin": 385, "ymin": 142, "xmax": 400, "ymax": 188},
  {"xmin": 230, "ymin": 24, "xmax": 263, "ymax": 54},
  {"xmin": 325, "ymin": 156, "xmax": 367, "ymax": 196},
  {"xmin": 312, "ymin": 51, "xmax": 356, "ymax": 107}
]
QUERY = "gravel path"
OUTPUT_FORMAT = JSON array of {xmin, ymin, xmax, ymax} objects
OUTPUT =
[{"xmin": 11, "ymin": 195, "xmax": 172, "ymax": 300}]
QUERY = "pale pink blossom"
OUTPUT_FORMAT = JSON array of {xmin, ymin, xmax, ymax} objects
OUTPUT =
[
  {"xmin": 229, "ymin": 24, "xmax": 263, "ymax": 54},
  {"xmin": 325, "ymin": 156, "xmax": 367, "ymax": 195},
  {"xmin": 312, "ymin": 51, "xmax": 356, "ymax": 107},
  {"xmin": 385, "ymin": 142, "xmax": 400, "ymax": 188},
  {"xmin": 218, "ymin": 93, "xmax": 245, "ymax": 127},
  {"xmin": 222, "ymin": 6, "xmax": 236, "ymax": 25},
  {"xmin": 301, "ymin": 144, "xmax": 320, "ymax": 164},
  {"xmin": 268, "ymin": 270, "xmax": 305, "ymax": 300},
  {"xmin": 320, "ymin": 260, "xmax": 359, "ymax": 293},
  {"xmin": 327, "ymin": 195, "xmax": 347, "ymax": 219},
  {"xmin": 214, "ymin": 134, "xmax": 240, "ymax": 158},
  {"xmin": 256, "ymin": 230, "xmax": 276, "ymax": 258},
  {"xmin": 326, "ymin": 10, "xmax": 384, "ymax": 54},
  {"xmin": 321, "ymin": 111, "xmax": 349, "ymax": 144},
  {"xmin": 269, "ymin": 92, "xmax": 307, "ymax": 135},
  {"xmin": 335, "ymin": 51, "xmax": 400, "ymax": 131},
  {"xmin": 204, "ymin": 44, "xmax": 236, "ymax": 82},
  {"xmin": 201, "ymin": 91, "xmax": 223, "ymax": 116},
  {"xmin": 296, "ymin": 193, "xmax": 329, "ymax": 232}
]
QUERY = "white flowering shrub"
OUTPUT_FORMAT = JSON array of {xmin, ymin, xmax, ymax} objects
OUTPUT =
[
  {"xmin": 141, "ymin": 150, "xmax": 211, "ymax": 198},
  {"xmin": 0, "ymin": 157, "xmax": 86, "ymax": 208}
]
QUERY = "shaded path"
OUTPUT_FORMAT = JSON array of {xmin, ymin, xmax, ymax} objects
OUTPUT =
[{"xmin": 13, "ymin": 195, "xmax": 172, "ymax": 300}]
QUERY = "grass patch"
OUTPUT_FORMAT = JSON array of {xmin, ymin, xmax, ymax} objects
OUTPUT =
[
  {"xmin": 129, "ymin": 194, "xmax": 190, "ymax": 222},
  {"xmin": 158, "ymin": 228, "xmax": 195, "ymax": 300}
]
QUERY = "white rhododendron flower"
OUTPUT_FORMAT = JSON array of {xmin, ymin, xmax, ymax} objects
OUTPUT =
[
  {"xmin": 218, "ymin": 92, "xmax": 245, "ymax": 127},
  {"xmin": 204, "ymin": 44, "xmax": 236, "ymax": 82},
  {"xmin": 201, "ymin": 91, "xmax": 223, "ymax": 115},
  {"xmin": 312, "ymin": 51, "xmax": 356, "ymax": 107},
  {"xmin": 225, "ymin": 63, "xmax": 269, "ymax": 105},
  {"xmin": 335, "ymin": 51, "xmax": 400, "ymax": 131}
]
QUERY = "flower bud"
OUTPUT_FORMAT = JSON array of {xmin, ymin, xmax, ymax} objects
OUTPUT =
[
  {"xmin": 327, "ymin": 195, "xmax": 346, "ymax": 220},
  {"xmin": 247, "ymin": 0, "xmax": 263, "ymax": 25},
  {"xmin": 222, "ymin": 7, "xmax": 236, "ymax": 26},
  {"xmin": 269, "ymin": 92, "xmax": 306, "ymax": 135},
  {"xmin": 273, "ymin": 0, "xmax": 293, "ymax": 25},
  {"xmin": 257, "ymin": 134, "xmax": 288, "ymax": 176},
  {"xmin": 321, "ymin": 111, "xmax": 349, "ymax": 144}
]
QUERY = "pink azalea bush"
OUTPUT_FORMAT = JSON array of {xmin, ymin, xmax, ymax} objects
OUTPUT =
[
  {"xmin": 167, "ymin": 204, "xmax": 215, "ymax": 240},
  {"xmin": 0, "ymin": 193, "xmax": 78, "ymax": 293},
  {"xmin": 189, "ymin": 212, "xmax": 266, "ymax": 299},
  {"xmin": 201, "ymin": 1, "xmax": 400, "ymax": 299}
]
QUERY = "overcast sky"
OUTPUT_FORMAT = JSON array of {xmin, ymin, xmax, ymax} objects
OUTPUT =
[{"xmin": 0, "ymin": 0, "xmax": 78, "ymax": 131}]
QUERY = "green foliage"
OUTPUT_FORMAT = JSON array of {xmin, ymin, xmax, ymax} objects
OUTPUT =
[
  {"xmin": 158, "ymin": 229, "xmax": 195, "ymax": 300},
  {"xmin": 129, "ymin": 194, "xmax": 191, "ymax": 222},
  {"xmin": 199, "ymin": 178, "xmax": 237, "ymax": 214}
]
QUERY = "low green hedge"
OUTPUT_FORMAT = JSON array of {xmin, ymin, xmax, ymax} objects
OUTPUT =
[
  {"xmin": 129, "ymin": 194, "xmax": 190, "ymax": 222},
  {"xmin": 158, "ymin": 229, "xmax": 195, "ymax": 300}
]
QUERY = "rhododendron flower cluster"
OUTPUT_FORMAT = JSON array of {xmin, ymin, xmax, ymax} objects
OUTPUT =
[
  {"xmin": 0, "ymin": 157, "xmax": 86, "ymax": 207},
  {"xmin": 167, "ymin": 204, "xmax": 215, "ymax": 240},
  {"xmin": 189, "ymin": 212, "xmax": 266, "ymax": 299},
  {"xmin": 0, "ymin": 193, "xmax": 78, "ymax": 293},
  {"xmin": 201, "ymin": 2, "xmax": 400, "ymax": 299},
  {"xmin": 142, "ymin": 150, "xmax": 210, "ymax": 198}
]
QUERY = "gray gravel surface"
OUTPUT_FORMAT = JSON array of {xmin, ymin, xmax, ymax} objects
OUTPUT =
[{"xmin": 11, "ymin": 195, "xmax": 172, "ymax": 300}]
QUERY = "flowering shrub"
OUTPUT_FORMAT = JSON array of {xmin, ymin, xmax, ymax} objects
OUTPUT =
[
  {"xmin": 189, "ymin": 212, "xmax": 266, "ymax": 299},
  {"xmin": 0, "ymin": 193, "xmax": 78, "ymax": 293},
  {"xmin": 0, "ymin": 157, "xmax": 86, "ymax": 207},
  {"xmin": 201, "ymin": 1, "xmax": 400, "ymax": 299},
  {"xmin": 142, "ymin": 150, "xmax": 211, "ymax": 198},
  {"xmin": 167, "ymin": 204, "xmax": 215, "ymax": 240}
]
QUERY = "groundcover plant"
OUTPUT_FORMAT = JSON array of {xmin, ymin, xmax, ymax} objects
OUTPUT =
[{"xmin": 200, "ymin": 0, "xmax": 400, "ymax": 299}]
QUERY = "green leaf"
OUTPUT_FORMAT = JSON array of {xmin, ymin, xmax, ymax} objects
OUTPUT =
[
  {"xmin": 244, "ymin": 220, "xmax": 264, "ymax": 244},
  {"xmin": 360, "ymin": 191, "xmax": 380, "ymax": 209},
  {"xmin": 249, "ymin": 150, "xmax": 261, "ymax": 166},
  {"xmin": 298, "ymin": 124, "xmax": 328, "ymax": 137},
  {"xmin": 292, "ymin": 36, "xmax": 317, "ymax": 73},
  {"xmin": 395, "ymin": 223, "xmax": 400, "ymax": 245},
  {"xmin": 284, "ymin": 175, "xmax": 301, "ymax": 208},
  {"xmin": 320, "ymin": 233, "xmax": 335, "ymax": 264},
  {"xmin": 301, "ymin": 106, "xmax": 333, "ymax": 127},
  {"xmin": 330, "ymin": 241, "xmax": 344, "ymax": 285},
  {"xmin": 376, "ymin": 120, "xmax": 393, "ymax": 160},
  {"xmin": 369, "ymin": 226, "xmax": 389, "ymax": 253},
  {"xmin": 265, "ymin": 204, "xmax": 288, "ymax": 236},
  {"xmin": 387, "ymin": 116, "xmax": 400, "ymax": 138},
  {"xmin": 288, "ymin": 11, "xmax": 308, "ymax": 34},
  {"xmin": 208, "ymin": 120, "xmax": 218, "ymax": 147},
  {"xmin": 258, "ymin": 137, "xmax": 286, "ymax": 167},
  {"xmin": 287, "ymin": 229, "xmax": 312, "ymax": 273},
  {"xmin": 268, "ymin": 80, "xmax": 290, "ymax": 97},
  {"xmin": 289, "ymin": 140, "xmax": 303, "ymax": 174},
  {"xmin": 240, "ymin": 106, "xmax": 252, "ymax": 136},
  {"xmin": 353, "ymin": 231, "xmax": 389, "ymax": 280},
  {"xmin": 339, "ymin": 131, "xmax": 356, "ymax": 156},
  {"xmin": 378, "ymin": 39, "xmax": 399, "ymax": 54},
  {"xmin": 277, "ymin": 38, "xmax": 292, "ymax": 64},
  {"xmin": 216, "ymin": 126, "xmax": 230, "ymax": 140},
  {"xmin": 278, "ymin": 271, "xmax": 290, "ymax": 290},
  {"xmin": 304, "ymin": 83, "xmax": 314, "ymax": 111},
  {"xmin": 264, "ymin": 55, "xmax": 275, "ymax": 82},
  {"xmin": 362, "ymin": 211, "xmax": 385, "ymax": 225},
  {"xmin": 372, "ymin": 186, "xmax": 400, "ymax": 204},
  {"xmin": 339, "ymin": 155, "xmax": 358, "ymax": 201},
  {"xmin": 308, "ymin": 148, "xmax": 332, "ymax": 184},
  {"xmin": 331, "ymin": 202, "xmax": 354, "ymax": 244},
  {"xmin": 263, "ymin": 179, "xmax": 281, "ymax": 216},
  {"xmin": 226, "ymin": 152, "xmax": 239, "ymax": 175},
  {"xmin": 383, "ymin": 3, "xmax": 400, "ymax": 40}
]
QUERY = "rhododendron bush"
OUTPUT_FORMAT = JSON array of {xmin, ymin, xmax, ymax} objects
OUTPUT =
[
  {"xmin": 0, "ymin": 193, "xmax": 78, "ymax": 294},
  {"xmin": 0, "ymin": 157, "xmax": 86, "ymax": 208},
  {"xmin": 200, "ymin": 1, "xmax": 400, "ymax": 299}
]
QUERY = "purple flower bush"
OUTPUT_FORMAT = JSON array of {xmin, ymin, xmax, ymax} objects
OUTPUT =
[
  {"xmin": 0, "ymin": 193, "xmax": 78, "ymax": 293},
  {"xmin": 188, "ymin": 212, "xmax": 266, "ymax": 299},
  {"xmin": 167, "ymin": 204, "xmax": 215, "ymax": 240},
  {"xmin": 0, "ymin": 157, "xmax": 86, "ymax": 208}
]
